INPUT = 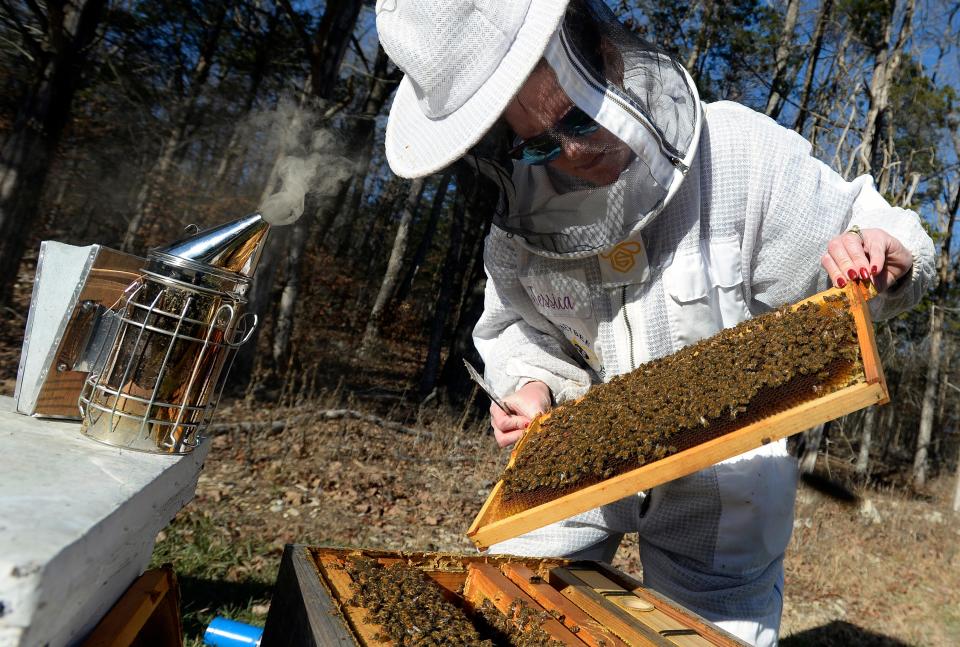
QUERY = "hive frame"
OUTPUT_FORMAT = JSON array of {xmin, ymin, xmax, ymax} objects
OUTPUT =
[{"xmin": 468, "ymin": 283, "xmax": 888, "ymax": 550}]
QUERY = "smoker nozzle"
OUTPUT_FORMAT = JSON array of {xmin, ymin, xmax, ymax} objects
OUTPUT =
[
  {"xmin": 147, "ymin": 213, "xmax": 270, "ymax": 300},
  {"xmin": 154, "ymin": 212, "xmax": 269, "ymax": 277}
]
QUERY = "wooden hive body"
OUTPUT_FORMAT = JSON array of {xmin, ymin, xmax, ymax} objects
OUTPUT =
[
  {"xmin": 468, "ymin": 283, "xmax": 887, "ymax": 550},
  {"xmin": 262, "ymin": 546, "xmax": 749, "ymax": 646}
]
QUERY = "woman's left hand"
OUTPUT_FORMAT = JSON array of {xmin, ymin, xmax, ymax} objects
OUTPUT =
[{"xmin": 820, "ymin": 227, "xmax": 913, "ymax": 292}]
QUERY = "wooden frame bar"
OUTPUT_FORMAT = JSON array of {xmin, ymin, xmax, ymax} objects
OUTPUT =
[
  {"xmin": 81, "ymin": 568, "xmax": 182, "ymax": 647},
  {"xmin": 469, "ymin": 284, "xmax": 888, "ymax": 549},
  {"xmin": 316, "ymin": 553, "xmax": 392, "ymax": 647},
  {"xmin": 550, "ymin": 567, "xmax": 674, "ymax": 647},
  {"xmin": 560, "ymin": 568, "xmax": 714, "ymax": 647},
  {"xmin": 502, "ymin": 563, "xmax": 630, "ymax": 647},
  {"xmin": 463, "ymin": 563, "xmax": 585, "ymax": 645},
  {"xmin": 591, "ymin": 563, "xmax": 749, "ymax": 647}
]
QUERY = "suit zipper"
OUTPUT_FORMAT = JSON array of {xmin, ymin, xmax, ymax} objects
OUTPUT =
[
  {"xmin": 622, "ymin": 286, "xmax": 636, "ymax": 371},
  {"xmin": 558, "ymin": 27, "xmax": 690, "ymax": 175}
]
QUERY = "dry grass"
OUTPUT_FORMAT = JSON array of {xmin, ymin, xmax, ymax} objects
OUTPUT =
[
  {"xmin": 780, "ymin": 475, "xmax": 960, "ymax": 646},
  {"xmin": 149, "ymin": 393, "xmax": 507, "ymax": 642}
]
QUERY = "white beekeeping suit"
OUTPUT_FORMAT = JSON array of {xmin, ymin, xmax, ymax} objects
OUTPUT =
[{"xmin": 375, "ymin": 0, "xmax": 935, "ymax": 645}]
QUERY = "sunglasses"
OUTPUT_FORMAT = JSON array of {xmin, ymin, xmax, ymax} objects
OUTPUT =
[{"xmin": 508, "ymin": 106, "xmax": 601, "ymax": 165}]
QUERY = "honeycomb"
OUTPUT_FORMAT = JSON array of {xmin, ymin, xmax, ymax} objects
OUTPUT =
[{"xmin": 495, "ymin": 294, "xmax": 864, "ymax": 517}]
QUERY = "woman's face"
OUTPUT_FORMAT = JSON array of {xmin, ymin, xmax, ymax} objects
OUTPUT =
[{"xmin": 502, "ymin": 62, "xmax": 633, "ymax": 186}]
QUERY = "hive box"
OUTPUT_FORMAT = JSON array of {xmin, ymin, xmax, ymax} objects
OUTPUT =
[{"xmin": 0, "ymin": 396, "xmax": 208, "ymax": 646}]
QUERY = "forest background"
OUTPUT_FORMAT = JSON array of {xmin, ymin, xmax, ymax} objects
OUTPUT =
[{"xmin": 1, "ymin": 0, "xmax": 959, "ymax": 645}]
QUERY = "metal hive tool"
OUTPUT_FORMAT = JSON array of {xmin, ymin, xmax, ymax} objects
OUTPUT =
[{"xmin": 468, "ymin": 283, "xmax": 887, "ymax": 550}]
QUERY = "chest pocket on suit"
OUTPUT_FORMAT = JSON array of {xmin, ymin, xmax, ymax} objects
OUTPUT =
[{"xmin": 662, "ymin": 239, "xmax": 750, "ymax": 350}]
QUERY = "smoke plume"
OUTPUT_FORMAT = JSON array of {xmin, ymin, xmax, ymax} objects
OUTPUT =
[{"xmin": 255, "ymin": 99, "xmax": 352, "ymax": 226}]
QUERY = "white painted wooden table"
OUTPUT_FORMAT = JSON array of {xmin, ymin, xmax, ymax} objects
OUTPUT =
[{"xmin": 0, "ymin": 395, "xmax": 209, "ymax": 647}]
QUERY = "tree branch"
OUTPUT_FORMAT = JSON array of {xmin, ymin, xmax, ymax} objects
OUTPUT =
[
  {"xmin": 208, "ymin": 409, "xmax": 432, "ymax": 438},
  {"xmin": 277, "ymin": 0, "xmax": 313, "ymax": 55},
  {"xmin": 21, "ymin": 0, "xmax": 47, "ymax": 32},
  {"xmin": 350, "ymin": 33, "xmax": 370, "ymax": 72},
  {"xmin": 0, "ymin": 0, "xmax": 44, "ymax": 60}
]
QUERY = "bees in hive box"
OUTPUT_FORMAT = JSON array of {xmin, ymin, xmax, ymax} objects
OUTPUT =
[
  {"xmin": 477, "ymin": 599, "xmax": 562, "ymax": 647},
  {"xmin": 345, "ymin": 558, "xmax": 497, "ymax": 646}
]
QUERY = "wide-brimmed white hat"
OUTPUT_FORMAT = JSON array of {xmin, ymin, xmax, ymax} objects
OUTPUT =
[{"xmin": 376, "ymin": 0, "xmax": 571, "ymax": 178}]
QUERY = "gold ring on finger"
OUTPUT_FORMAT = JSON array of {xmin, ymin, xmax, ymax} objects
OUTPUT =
[{"xmin": 846, "ymin": 224, "xmax": 865, "ymax": 245}]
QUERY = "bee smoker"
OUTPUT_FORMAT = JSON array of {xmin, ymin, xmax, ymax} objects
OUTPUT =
[{"xmin": 77, "ymin": 214, "xmax": 268, "ymax": 454}]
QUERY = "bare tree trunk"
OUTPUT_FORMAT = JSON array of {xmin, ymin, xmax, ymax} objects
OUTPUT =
[
  {"xmin": 212, "ymin": 3, "xmax": 278, "ymax": 188},
  {"xmin": 271, "ymin": 181, "xmax": 352, "ymax": 368},
  {"xmin": 121, "ymin": 2, "xmax": 233, "ymax": 251},
  {"xmin": 419, "ymin": 187, "xmax": 464, "ymax": 397},
  {"xmin": 858, "ymin": 0, "xmax": 915, "ymax": 177},
  {"xmin": 809, "ymin": 30, "xmax": 853, "ymax": 153},
  {"xmin": 122, "ymin": 134, "xmax": 179, "ymax": 251},
  {"xmin": 793, "ymin": 0, "xmax": 833, "ymax": 134},
  {"xmin": 394, "ymin": 171, "xmax": 452, "ymax": 305},
  {"xmin": 855, "ymin": 405, "xmax": 877, "ymax": 476},
  {"xmin": 913, "ymin": 179, "xmax": 958, "ymax": 489},
  {"xmin": 914, "ymin": 311, "xmax": 944, "ymax": 488},
  {"xmin": 935, "ymin": 339, "xmax": 953, "ymax": 433},
  {"xmin": 231, "ymin": 226, "xmax": 289, "ymax": 387},
  {"xmin": 0, "ymin": 0, "xmax": 107, "ymax": 305},
  {"xmin": 317, "ymin": 47, "xmax": 401, "ymax": 251},
  {"xmin": 358, "ymin": 178, "xmax": 426, "ymax": 357},
  {"xmin": 439, "ymin": 266, "xmax": 486, "ymax": 401},
  {"xmin": 799, "ymin": 422, "xmax": 826, "ymax": 474},
  {"xmin": 954, "ymin": 443, "xmax": 960, "ymax": 513},
  {"xmin": 347, "ymin": 180, "xmax": 406, "ymax": 330},
  {"xmin": 271, "ymin": 211, "xmax": 310, "ymax": 367},
  {"xmin": 684, "ymin": 0, "xmax": 714, "ymax": 75},
  {"xmin": 438, "ymin": 162, "xmax": 498, "ymax": 403},
  {"xmin": 356, "ymin": 177, "xmax": 404, "ymax": 269},
  {"xmin": 334, "ymin": 180, "xmax": 366, "ymax": 257},
  {"xmin": 764, "ymin": 0, "xmax": 800, "ymax": 119}
]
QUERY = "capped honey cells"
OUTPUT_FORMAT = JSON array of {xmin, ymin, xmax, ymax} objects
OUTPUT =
[{"xmin": 500, "ymin": 295, "xmax": 862, "ymax": 501}]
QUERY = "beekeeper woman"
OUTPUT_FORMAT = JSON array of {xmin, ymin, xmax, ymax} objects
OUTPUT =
[{"xmin": 375, "ymin": 0, "xmax": 934, "ymax": 645}]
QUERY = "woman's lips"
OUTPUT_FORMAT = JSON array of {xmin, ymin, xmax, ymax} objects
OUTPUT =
[{"xmin": 577, "ymin": 152, "xmax": 605, "ymax": 172}]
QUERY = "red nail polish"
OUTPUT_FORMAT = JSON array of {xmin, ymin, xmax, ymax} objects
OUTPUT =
[
  {"xmin": 837, "ymin": 277, "xmax": 846, "ymax": 288},
  {"xmin": 871, "ymin": 266, "xmax": 878, "ymax": 276},
  {"xmin": 860, "ymin": 268, "xmax": 869, "ymax": 280},
  {"xmin": 847, "ymin": 269, "xmax": 857, "ymax": 281}
]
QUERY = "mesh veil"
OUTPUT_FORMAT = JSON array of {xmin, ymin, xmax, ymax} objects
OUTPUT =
[{"xmin": 490, "ymin": 0, "xmax": 701, "ymax": 258}]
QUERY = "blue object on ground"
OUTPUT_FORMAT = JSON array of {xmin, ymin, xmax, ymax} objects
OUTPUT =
[{"xmin": 203, "ymin": 616, "xmax": 264, "ymax": 647}]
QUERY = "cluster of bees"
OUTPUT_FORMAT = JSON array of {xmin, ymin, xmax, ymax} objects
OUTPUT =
[
  {"xmin": 343, "ymin": 558, "xmax": 560, "ymax": 646},
  {"xmin": 477, "ymin": 599, "xmax": 562, "ymax": 647},
  {"xmin": 345, "ymin": 557, "xmax": 489, "ymax": 646},
  {"xmin": 501, "ymin": 296, "xmax": 861, "ymax": 499}
]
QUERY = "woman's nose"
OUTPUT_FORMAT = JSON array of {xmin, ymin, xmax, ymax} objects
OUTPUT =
[{"xmin": 561, "ymin": 136, "xmax": 591, "ymax": 160}]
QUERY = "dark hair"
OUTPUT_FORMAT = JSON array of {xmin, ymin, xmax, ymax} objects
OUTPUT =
[{"xmin": 562, "ymin": 0, "xmax": 606, "ymax": 75}]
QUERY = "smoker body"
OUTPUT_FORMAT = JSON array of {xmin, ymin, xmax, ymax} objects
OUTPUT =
[
  {"xmin": 15, "ymin": 214, "xmax": 268, "ymax": 455},
  {"xmin": 14, "ymin": 243, "xmax": 144, "ymax": 418}
]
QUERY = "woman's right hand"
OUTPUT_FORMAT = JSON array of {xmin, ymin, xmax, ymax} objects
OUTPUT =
[{"xmin": 491, "ymin": 380, "xmax": 552, "ymax": 448}]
